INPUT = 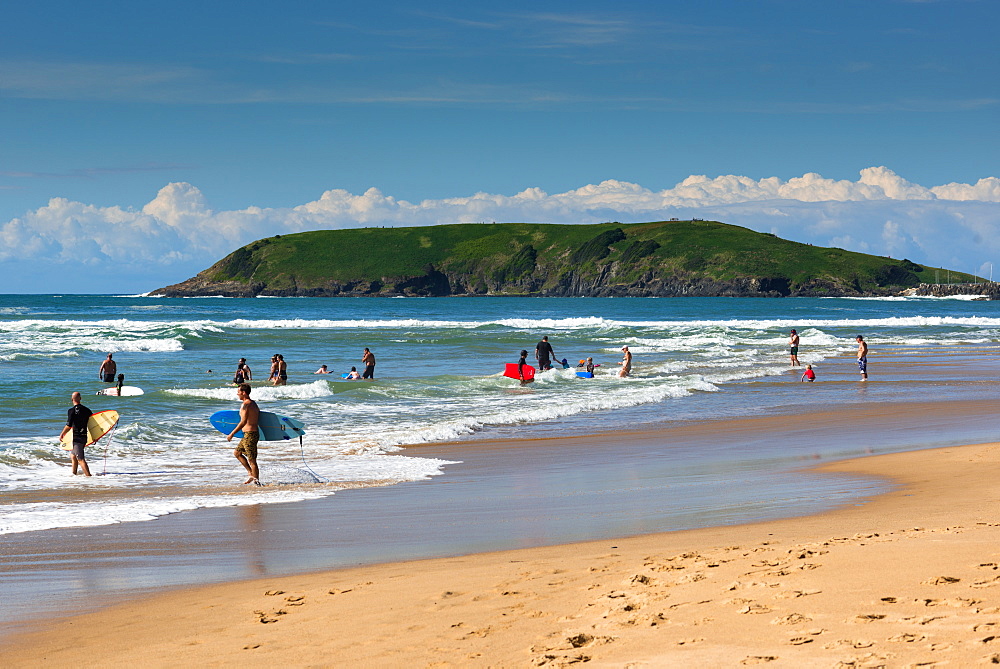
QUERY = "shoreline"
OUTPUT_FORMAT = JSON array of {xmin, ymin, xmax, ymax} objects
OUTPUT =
[
  {"xmin": 5, "ymin": 440, "xmax": 1000, "ymax": 666},
  {"xmin": 3, "ymin": 395, "xmax": 999, "ymax": 633}
]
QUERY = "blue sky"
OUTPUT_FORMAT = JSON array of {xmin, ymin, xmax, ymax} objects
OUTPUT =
[{"xmin": 1, "ymin": 0, "xmax": 998, "ymax": 293}]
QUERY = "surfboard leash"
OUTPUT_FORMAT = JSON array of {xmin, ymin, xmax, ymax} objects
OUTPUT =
[
  {"xmin": 102, "ymin": 421, "xmax": 119, "ymax": 476},
  {"xmin": 299, "ymin": 435, "xmax": 329, "ymax": 483}
]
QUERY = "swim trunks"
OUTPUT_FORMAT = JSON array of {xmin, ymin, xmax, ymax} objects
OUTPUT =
[
  {"xmin": 102, "ymin": 373, "xmax": 115, "ymax": 383},
  {"xmin": 279, "ymin": 372, "xmax": 287, "ymax": 380},
  {"xmin": 236, "ymin": 430, "xmax": 259, "ymax": 460},
  {"xmin": 71, "ymin": 439, "xmax": 87, "ymax": 459},
  {"xmin": 362, "ymin": 364, "xmax": 375, "ymax": 379},
  {"xmin": 858, "ymin": 357, "xmax": 867, "ymax": 373},
  {"xmin": 790, "ymin": 346, "xmax": 799, "ymax": 355}
]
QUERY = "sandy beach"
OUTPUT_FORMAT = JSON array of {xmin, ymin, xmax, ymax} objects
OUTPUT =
[{"xmin": 5, "ymin": 433, "xmax": 1000, "ymax": 667}]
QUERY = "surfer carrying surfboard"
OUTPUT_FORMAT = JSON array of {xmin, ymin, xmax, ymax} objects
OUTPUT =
[
  {"xmin": 517, "ymin": 350, "xmax": 533, "ymax": 386},
  {"xmin": 59, "ymin": 392, "xmax": 93, "ymax": 476},
  {"xmin": 226, "ymin": 383, "xmax": 261, "ymax": 485}
]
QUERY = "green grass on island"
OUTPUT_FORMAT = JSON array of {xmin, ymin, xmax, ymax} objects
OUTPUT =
[{"xmin": 156, "ymin": 220, "xmax": 979, "ymax": 297}]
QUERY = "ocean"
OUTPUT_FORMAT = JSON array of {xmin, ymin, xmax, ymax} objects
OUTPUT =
[{"xmin": 2, "ymin": 293, "xmax": 1000, "ymax": 540}]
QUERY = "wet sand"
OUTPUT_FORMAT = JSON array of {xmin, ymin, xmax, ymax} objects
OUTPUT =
[{"xmin": 5, "ymin": 439, "xmax": 1000, "ymax": 666}]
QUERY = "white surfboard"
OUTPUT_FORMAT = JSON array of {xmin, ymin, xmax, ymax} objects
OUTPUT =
[{"xmin": 97, "ymin": 386, "xmax": 144, "ymax": 397}]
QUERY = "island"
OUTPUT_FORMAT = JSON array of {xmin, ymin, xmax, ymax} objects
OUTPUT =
[{"xmin": 151, "ymin": 220, "xmax": 976, "ymax": 298}]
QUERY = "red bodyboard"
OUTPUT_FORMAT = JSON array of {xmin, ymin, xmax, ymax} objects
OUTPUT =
[{"xmin": 503, "ymin": 363, "xmax": 535, "ymax": 381}]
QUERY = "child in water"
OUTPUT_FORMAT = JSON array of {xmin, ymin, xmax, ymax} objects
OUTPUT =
[
  {"xmin": 800, "ymin": 364, "xmax": 816, "ymax": 382},
  {"xmin": 517, "ymin": 350, "xmax": 533, "ymax": 386}
]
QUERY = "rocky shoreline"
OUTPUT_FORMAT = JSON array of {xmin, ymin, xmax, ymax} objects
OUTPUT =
[{"xmin": 151, "ymin": 273, "xmax": 979, "ymax": 299}]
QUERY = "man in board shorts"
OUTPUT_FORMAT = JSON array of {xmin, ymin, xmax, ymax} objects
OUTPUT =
[
  {"xmin": 227, "ymin": 383, "xmax": 261, "ymax": 485},
  {"xmin": 856, "ymin": 335, "xmax": 868, "ymax": 381},
  {"xmin": 362, "ymin": 347, "xmax": 376, "ymax": 380},
  {"xmin": 59, "ymin": 391, "xmax": 93, "ymax": 476},
  {"xmin": 99, "ymin": 353, "xmax": 117, "ymax": 383},
  {"xmin": 789, "ymin": 329, "xmax": 800, "ymax": 367}
]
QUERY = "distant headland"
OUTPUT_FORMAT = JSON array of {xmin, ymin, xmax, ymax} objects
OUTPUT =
[{"xmin": 150, "ymin": 220, "xmax": 979, "ymax": 298}]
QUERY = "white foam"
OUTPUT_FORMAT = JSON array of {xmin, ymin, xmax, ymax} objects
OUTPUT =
[
  {"xmin": 165, "ymin": 380, "xmax": 336, "ymax": 401},
  {"xmin": 0, "ymin": 434, "xmax": 456, "ymax": 535}
]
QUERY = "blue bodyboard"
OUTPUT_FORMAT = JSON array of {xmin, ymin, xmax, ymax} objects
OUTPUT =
[
  {"xmin": 576, "ymin": 371, "xmax": 594, "ymax": 378},
  {"xmin": 210, "ymin": 410, "xmax": 306, "ymax": 441}
]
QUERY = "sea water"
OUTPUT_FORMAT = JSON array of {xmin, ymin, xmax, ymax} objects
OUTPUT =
[{"xmin": 2, "ymin": 294, "xmax": 999, "ymax": 537}]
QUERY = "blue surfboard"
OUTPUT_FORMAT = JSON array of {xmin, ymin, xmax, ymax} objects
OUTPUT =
[
  {"xmin": 209, "ymin": 410, "xmax": 306, "ymax": 441},
  {"xmin": 576, "ymin": 371, "xmax": 594, "ymax": 378}
]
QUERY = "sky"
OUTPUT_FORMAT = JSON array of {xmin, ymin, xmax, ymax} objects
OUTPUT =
[{"xmin": 1, "ymin": 0, "xmax": 998, "ymax": 293}]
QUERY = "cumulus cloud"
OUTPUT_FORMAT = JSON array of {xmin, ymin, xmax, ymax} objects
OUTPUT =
[{"xmin": 4, "ymin": 166, "xmax": 1000, "ymax": 291}]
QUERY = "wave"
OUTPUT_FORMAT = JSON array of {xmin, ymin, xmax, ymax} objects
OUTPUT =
[
  {"xmin": 164, "ymin": 379, "xmax": 338, "ymax": 401},
  {"xmin": 5, "ymin": 315, "xmax": 1000, "ymax": 333},
  {"xmin": 351, "ymin": 373, "xmax": 720, "ymax": 451},
  {"xmin": 0, "ymin": 351, "xmax": 80, "ymax": 362},
  {"xmin": 826, "ymin": 294, "xmax": 990, "ymax": 302}
]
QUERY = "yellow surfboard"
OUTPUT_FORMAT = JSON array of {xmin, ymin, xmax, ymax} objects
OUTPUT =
[{"xmin": 60, "ymin": 409, "xmax": 119, "ymax": 450}]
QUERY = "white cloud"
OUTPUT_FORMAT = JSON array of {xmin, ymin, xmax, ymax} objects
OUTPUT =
[{"xmin": 3, "ymin": 166, "xmax": 1000, "ymax": 292}]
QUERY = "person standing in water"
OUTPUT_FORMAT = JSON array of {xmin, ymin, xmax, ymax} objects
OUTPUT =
[
  {"xmin": 227, "ymin": 383, "xmax": 261, "ymax": 485},
  {"xmin": 362, "ymin": 348, "xmax": 376, "ymax": 380},
  {"xmin": 619, "ymin": 346, "xmax": 632, "ymax": 377},
  {"xmin": 856, "ymin": 335, "xmax": 869, "ymax": 381},
  {"xmin": 59, "ymin": 392, "xmax": 93, "ymax": 477},
  {"xmin": 535, "ymin": 336, "xmax": 555, "ymax": 371},
  {"xmin": 276, "ymin": 354, "xmax": 287, "ymax": 385},
  {"xmin": 99, "ymin": 353, "xmax": 117, "ymax": 383},
  {"xmin": 233, "ymin": 358, "xmax": 251, "ymax": 385},
  {"xmin": 789, "ymin": 329, "xmax": 801, "ymax": 367}
]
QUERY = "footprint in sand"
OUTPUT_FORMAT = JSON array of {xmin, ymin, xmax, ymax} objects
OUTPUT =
[
  {"xmin": 775, "ymin": 589, "xmax": 821, "ymax": 599},
  {"xmin": 740, "ymin": 656, "xmax": 778, "ymax": 664},
  {"xmin": 852, "ymin": 614, "xmax": 886, "ymax": 623},
  {"xmin": 922, "ymin": 576, "xmax": 961, "ymax": 585},
  {"xmin": 254, "ymin": 610, "xmax": 282, "ymax": 624},
  {"xmin": 832, "ymin": 652, "xmax": 889, "ymax": 667},
  {"xmin": 771, "ymin": 613, "xmax": 812, "ymax": 625},
  {"xmin": 972, "ymin": 576, "xmax": 1000, "ymax": 588},
  {"xmin": 921, "ymin": 597, "xmax": 980, "ymax": 608},
  {"xmin": 264, "ymin": 590, "xmax": 285, "ymax": 596},
  {"xmin": 545, "ymin": 653, "xmax": 591, "ymax": 666}
]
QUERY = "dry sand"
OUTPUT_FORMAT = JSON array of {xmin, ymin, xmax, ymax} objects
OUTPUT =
[{"xmin": 5, "ymin": 441, "xmax": 1000, "ymax": 667}]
